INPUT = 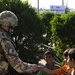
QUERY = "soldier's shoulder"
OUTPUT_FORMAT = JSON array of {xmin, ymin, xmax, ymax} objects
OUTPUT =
[{"xmin": 0, "ymin": 29, "xmax": 10, "ymax": 40}]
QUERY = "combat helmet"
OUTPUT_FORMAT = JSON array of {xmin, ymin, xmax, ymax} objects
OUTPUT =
[{"xmin": 0, "ymin": 10, "xmax": 18, "ymax": 27}]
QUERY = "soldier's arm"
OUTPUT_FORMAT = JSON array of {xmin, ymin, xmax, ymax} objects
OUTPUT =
[{"xmin": 0, "ymin": 38, "xmax": 37, "ymax": 73}]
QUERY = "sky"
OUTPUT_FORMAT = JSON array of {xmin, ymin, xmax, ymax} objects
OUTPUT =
[{"xmin": 22, "ymin": 0, "xmax": 75, "ymax": 9}]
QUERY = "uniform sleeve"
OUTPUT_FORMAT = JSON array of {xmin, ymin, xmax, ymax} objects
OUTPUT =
[{"xmin": 0, "ymin": 38, "xmax": 37, "ymax": 73}]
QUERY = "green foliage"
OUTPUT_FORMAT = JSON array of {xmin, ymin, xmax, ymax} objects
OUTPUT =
[
  {"xmin": 50, "ymin": 15, "xmax": 64, "ymax": 58},
  {"xmin": 14, "ymin": 2, "xmax": 45, "ymax": 63},
  {"xmin": 50, "ymin": 13, "xmax": 75, "ymax": 60},
  {"xmin": 39, "ymin": 12, "xmax": 55, "ymax": 45},
  {"xmin": 58, "ymin": 13, "xmax": 75, "ymax": 48}
]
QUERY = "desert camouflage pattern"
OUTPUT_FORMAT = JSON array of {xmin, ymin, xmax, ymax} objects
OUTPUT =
[
  {"xmin": 0, "ymin": 11, "xmax": 18, "ymax": 27},
  {"xmin": 0, "ymin": 28, "xmax": 36, "ymax": 74}
]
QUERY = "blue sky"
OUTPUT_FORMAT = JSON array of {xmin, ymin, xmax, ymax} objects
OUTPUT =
[{"xmin": 22, "ymin": 0, "xmax": 75, "ymax": 9}]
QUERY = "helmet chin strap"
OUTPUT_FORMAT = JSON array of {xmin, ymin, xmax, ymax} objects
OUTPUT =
[{"xmin": 1, "ymin": 24, "xmax": 14, "ymax": 36}]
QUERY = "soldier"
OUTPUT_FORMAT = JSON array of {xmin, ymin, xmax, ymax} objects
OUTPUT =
[{"xmin": 0, "ymin": 10, "xmax": 38, "ymax": 75}]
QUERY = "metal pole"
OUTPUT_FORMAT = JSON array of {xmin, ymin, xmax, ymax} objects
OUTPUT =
[
  {"xmin": 37, "ymin": 0, "xmax": 39, "ymax": 14},
  {"xmin": 62, "ymin": 0, "xmax": 64, "ymax": 6},
  {"xmin": 66, "ymin": 0, "xmax": 68, "ymax": 6}
]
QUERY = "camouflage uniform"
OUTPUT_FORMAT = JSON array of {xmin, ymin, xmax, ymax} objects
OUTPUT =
[{"xmin": 0, "ymin": 10, "xmax": 37, "ymax": 75}]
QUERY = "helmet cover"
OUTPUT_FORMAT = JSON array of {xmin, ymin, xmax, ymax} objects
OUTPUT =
[{"xmin": 0, "ymin": 10, "xmax": 18, "ymax": 27}]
